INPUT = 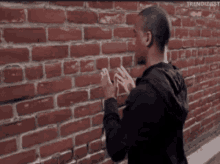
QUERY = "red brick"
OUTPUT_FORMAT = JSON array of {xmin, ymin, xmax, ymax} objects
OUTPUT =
[
  {"xmin": 90, "ymin": 87, "xmax": 105, "ymax": 100},
  {"xmin": 200, "ymin": 65, "xmax": 209, "ymax": 73},
  {"xmin": 205, "ymin": 56, "xmax": 218, "ymax": 64},
  {"xmin": 102, "ymin": 159, "xmax": 114, "ymax": 164},
  {"xmin": 168, "ymin": 39, "xmax": 183, "ymax": 50},
  {"xmin": 99, "ymin": 13, "xmax": 125, "ymax": 24},
  {"xmin": 0, "ymin": 84, "xmax": 35, "ymax": 103},
  {"xmin": 3, "ymin": 66, "xmax": 23, "ymax": 83},
  {"xmin": 172, "ymin": 17, "xmax": 181, "ymax": 27},
  {"xmin": 61, "ymin": 118, "xmax": 90, "ymax": 137},
  {"xmin": 126, "ymin": 13, "xmax": 138, "ymax": 25},
  {"xmin": 17, "ymin": 97, "xmax": 53, "ymax": 116},
  {"xmin": 190, "ymin": 124, "xmax": 201, "ymax": 138},
  {"xmin": 102, "ymin": 42, "xmax": 127, "ymax": 54},
  {"xmin": 128, "ymin": 40, "xmax": 136, "ymax": 52},
  {"xmin": 210, "ymin": 64, "xmax": 218, "ymax": 71},
  {"xmin": 59, "ymin": 151, "xmax": 73, "ymax": 164},
  {"xmin": 0, "ymin": 105, "xmax": 13, "ymax": 121},
  {"xmin": 176, "ymin": 7, "xmax": 189, "ymax": 16},
  {"xmin": 0, "ymin": 138, "xmax": 17, "ymax": 155},
  {"xmin": 0, "ymin": 48, "xmax": 29, "ymax": 65},
  {"xmin": 4, "ymin": 28, "xmax": 46, "ymax": 43},
  {"xmin": 0, "ymin": 117, "xmax": 36, "ymax": 139},
  {"xmin": 184, "ymin": 118, "xmax": 195, "ymax": 129},
  {"xmin": 172, "ymin": 60, "xmax": 188, "ymax": 69},
  {"xmin": 115, "ymin": 2, "xmax": 137, "ymax": 10},
  {"xmin": 89, "ymin": 140, "xmax": 102, "ymax": 154},
  {"xmin": 45, "ymin": 62, "xmax": 62, "ymax": 78},
  {"xmin": 182, "ymin": 18, "xmax": 196, "ymax": 27},
  {"xmin": 183, "ymin": 39, "xmax": 194, "ymax": 48},
  {"xmin": 188, "ymin": 66, "xmax": 200, "ymax": 77},
  {"xmin": 80, "ymin": 60, "xmax": 94, "ymax": 72},
  {"xmin": 0, "ymin": 150, "xmax": 36, "ymax": 164},
  {"xmin": 202, "ymin": 11, "xmax": 211, "ymax": 17},
  {"xmin": 216, "ymin": 12, "xmax": 220, "ymax": 20},
  {"xmin": 96, "ymin": 58, "xmax": 108, "ymax": 70},
  {"xmin": 40, "ymin": 138, "xmax": 73, "ymax": 158},
  {"xmin": 90, "ymin": 152, "xmax": 105, "ymax": 164},
  {"xmin": 159, "ymin": 4, "xmax": 175, "ymax": 15},
  {"xmin": 205, "ymin": 123, "xmax": 214, "ymax": 132},
  {"xmin": 138, "ymin": 2, "xmax": 157, "ymax": 10},
  {"xmin": 192, "ymin": 49, "xmax": 198, "ymax": 57},
  {"xmin": 71, "ymin": 44, "xmax": 100, "ymax": 58},
  {"xmin": 92, "ymin": 113, "xmax": 104, "ymax": 126},
  {"xmin": 175, "ymin": 28, "xmax": 188, "ymax": 38},
  {"xmin": 28, "ymin": 8, "xmax": 65, "ymax": 23},
  {"xmin": 206, "ymin": 38, "xmax": 217, "ymax": 47},
  {"xmin": 114, "ymin": 27, "xmax": 135, "ymax": 38},
  {"xmin": 57, "ymin": 90, "xmax": 88, "ymax": 107},
  {"xmin": 32, "ymin": 45, "xmax": 68, "ymax": 61},
  {"xmin": 212, "ymin": 30, "xmax": 220, "ymax": 37},
  {"xmin": 185, "ymin": 77, "xmax": 195, "ymax": 88},
  {"xmin": 88, "ymin": 2, "xmax": 113, "ymax": 9},
  {"xmin": 64, "ymin": 60, "xmax": 79, "ymax": 75},
  {"xmin": 75, "ymin": 73, "xmax": 101, "ymax": 87},
  {"xmin": 44, "ymin": 158, "xmax": 58, "ymax": 164},
  {"xmin": 67, "ymin": 10, "xmax": 98, "ymax": 24},
  {"xmin": 37, "ymin": 77, "xmax": 72, "ymax": 95},
  {"xmin": 194, "ymin": 91, "xmax": 203, "ymax": 101},
  {"xmin": 110, "ymin": 57, "xmax": 121, "ymax": 69},
  {"xmin": 201, "ymin": 29, "xmax": 212, "ymax": 37},
  {"xmin": 208, "ymin": 20, "xmax": 217, "ymax": 29},
  {"xmin": 74, "ymin": 146, "xmax": 88, "ymax": 160},
  {"xmin": 48, "ymin": 27, "xmax": 82, "ymax": 41},
  {"xmin": 189, "ymin": 29, "xmax": 200, "ymax": 37},
  {"xmin": 171, "ymin": 28, "xmax": 174, "ymax": 38},
  {"xmin": 195, "ymin": 39, "xmax": 207, "ymax": 47},
  {"xmin": 123, "ymin": 56, "xmax": 132, "ymax": 67},
  {"xmin": 22, "ymin": 128, "xmax": 58, "ymax": 148},
  {"xmin": 38, "ymin": 108, "xmax": 72, "ymax": 127},
  {"xmin": 75, "ymin": 128, "xmax": 102, "ymax": 146},
  {"xmin": 0, "ymin": 7, "xmax": 25, "ymax": 23},
  {"xmin": 74, "ymin": 101, "xmax": 102, "ymax": 118},
  {"xmin": 196, "ymin": 19, "xmax": 206, "ymax": 26},
  {"xmin": 25, "ymin": 65, "xmax": 43, "ymax": 80},
  {"xmin": 85, "ymin": 27, "xmax": 112, "ymax": 40},
  {"xmin": 50, "ymin": 1, "xmax": 84, "ymax": 7}
]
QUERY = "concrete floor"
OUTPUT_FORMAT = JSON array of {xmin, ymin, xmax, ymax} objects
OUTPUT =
[
  {"xmin": 205, "ymin": 151, "xmax": 220, "ymax": 164},
  {"xmin": 187, "ymin": 135, "xmax": 220, "ymax": 164}
]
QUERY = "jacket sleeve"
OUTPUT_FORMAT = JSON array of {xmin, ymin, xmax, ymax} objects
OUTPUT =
[{"xmin": 103, "ymin": 85, "xmax": 166, "ymax": 162}]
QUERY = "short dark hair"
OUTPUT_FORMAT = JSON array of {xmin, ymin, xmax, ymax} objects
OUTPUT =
[{"xmin": 138, "ymin": 5, "xmax": 171, "ymax": 53}]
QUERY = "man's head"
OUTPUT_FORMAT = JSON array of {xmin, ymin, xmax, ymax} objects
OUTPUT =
[{"xmin": 134, "ymin": 5, "xmax": 171, "ymax": 65}]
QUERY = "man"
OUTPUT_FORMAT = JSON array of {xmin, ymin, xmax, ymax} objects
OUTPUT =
[{"xmin": 101, "ymin": 6, "xmax": 189, "ymax": 164}]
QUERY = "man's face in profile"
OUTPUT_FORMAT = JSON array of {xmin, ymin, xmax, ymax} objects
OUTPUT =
[{"xmin": 134, "ymin": 15, "xmax": 148, "ymax": 65}]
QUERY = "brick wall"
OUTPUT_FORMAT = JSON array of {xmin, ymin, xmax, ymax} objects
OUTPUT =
[{"xmin": 0, "ymin": 1, "xmax": 220, "ymax": 164}]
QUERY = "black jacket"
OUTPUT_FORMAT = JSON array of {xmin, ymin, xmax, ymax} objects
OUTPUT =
[{"xmin": 103, "ymin": 62, "xmax": 189, "ymax": 164}]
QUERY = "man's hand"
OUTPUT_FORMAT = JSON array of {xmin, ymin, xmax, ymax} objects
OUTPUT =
[
  {"xmin": 115, "ymin": 66, "xmax": 136, "ymax": 95},
  {"xmin": 101, "ymin": 68, "xmax": 118, "ymax": 100}
]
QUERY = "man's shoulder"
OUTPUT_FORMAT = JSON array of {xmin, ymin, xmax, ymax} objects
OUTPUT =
[{"xmin": 126, "ymin": 81, "xmax": 157, "ymax": 105}]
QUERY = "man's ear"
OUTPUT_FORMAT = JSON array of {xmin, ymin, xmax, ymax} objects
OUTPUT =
[{"xmin": 142, "ymin": 31, "xmax": 153, "ymax": 48}]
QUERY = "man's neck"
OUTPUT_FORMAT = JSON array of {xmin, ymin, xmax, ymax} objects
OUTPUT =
[{"xmin": 145, "ymin": 53, "xmax": 165, "ymax": 69}]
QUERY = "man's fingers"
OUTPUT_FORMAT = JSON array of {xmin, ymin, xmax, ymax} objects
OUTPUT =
[
  {"xmin": 115, "ymin": 73, "xmax": 124, "ymax": 83},
  {"xmin": 103, "ymin": 68, "xmax": 112, "ymax": 84},
  {"xmin": 117, "ymin": 79, "xmax": 125, "ymax": 87},
  {"xmin": 117, "ymin": 67, "xmax": 126, "ymax": 78},
  {"xmin": 120, "ymin": 66, "xmax": 130, "ymax": 78}
]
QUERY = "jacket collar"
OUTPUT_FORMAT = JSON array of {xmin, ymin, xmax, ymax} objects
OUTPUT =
[{"xmin": 135, "ymin": 62, "xmax": 177, "ymax": 85}]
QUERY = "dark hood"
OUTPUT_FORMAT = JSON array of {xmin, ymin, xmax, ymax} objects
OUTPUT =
[{"xmin": 136, "ymin": 62, "xmax": 189, "ymax": 126}]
